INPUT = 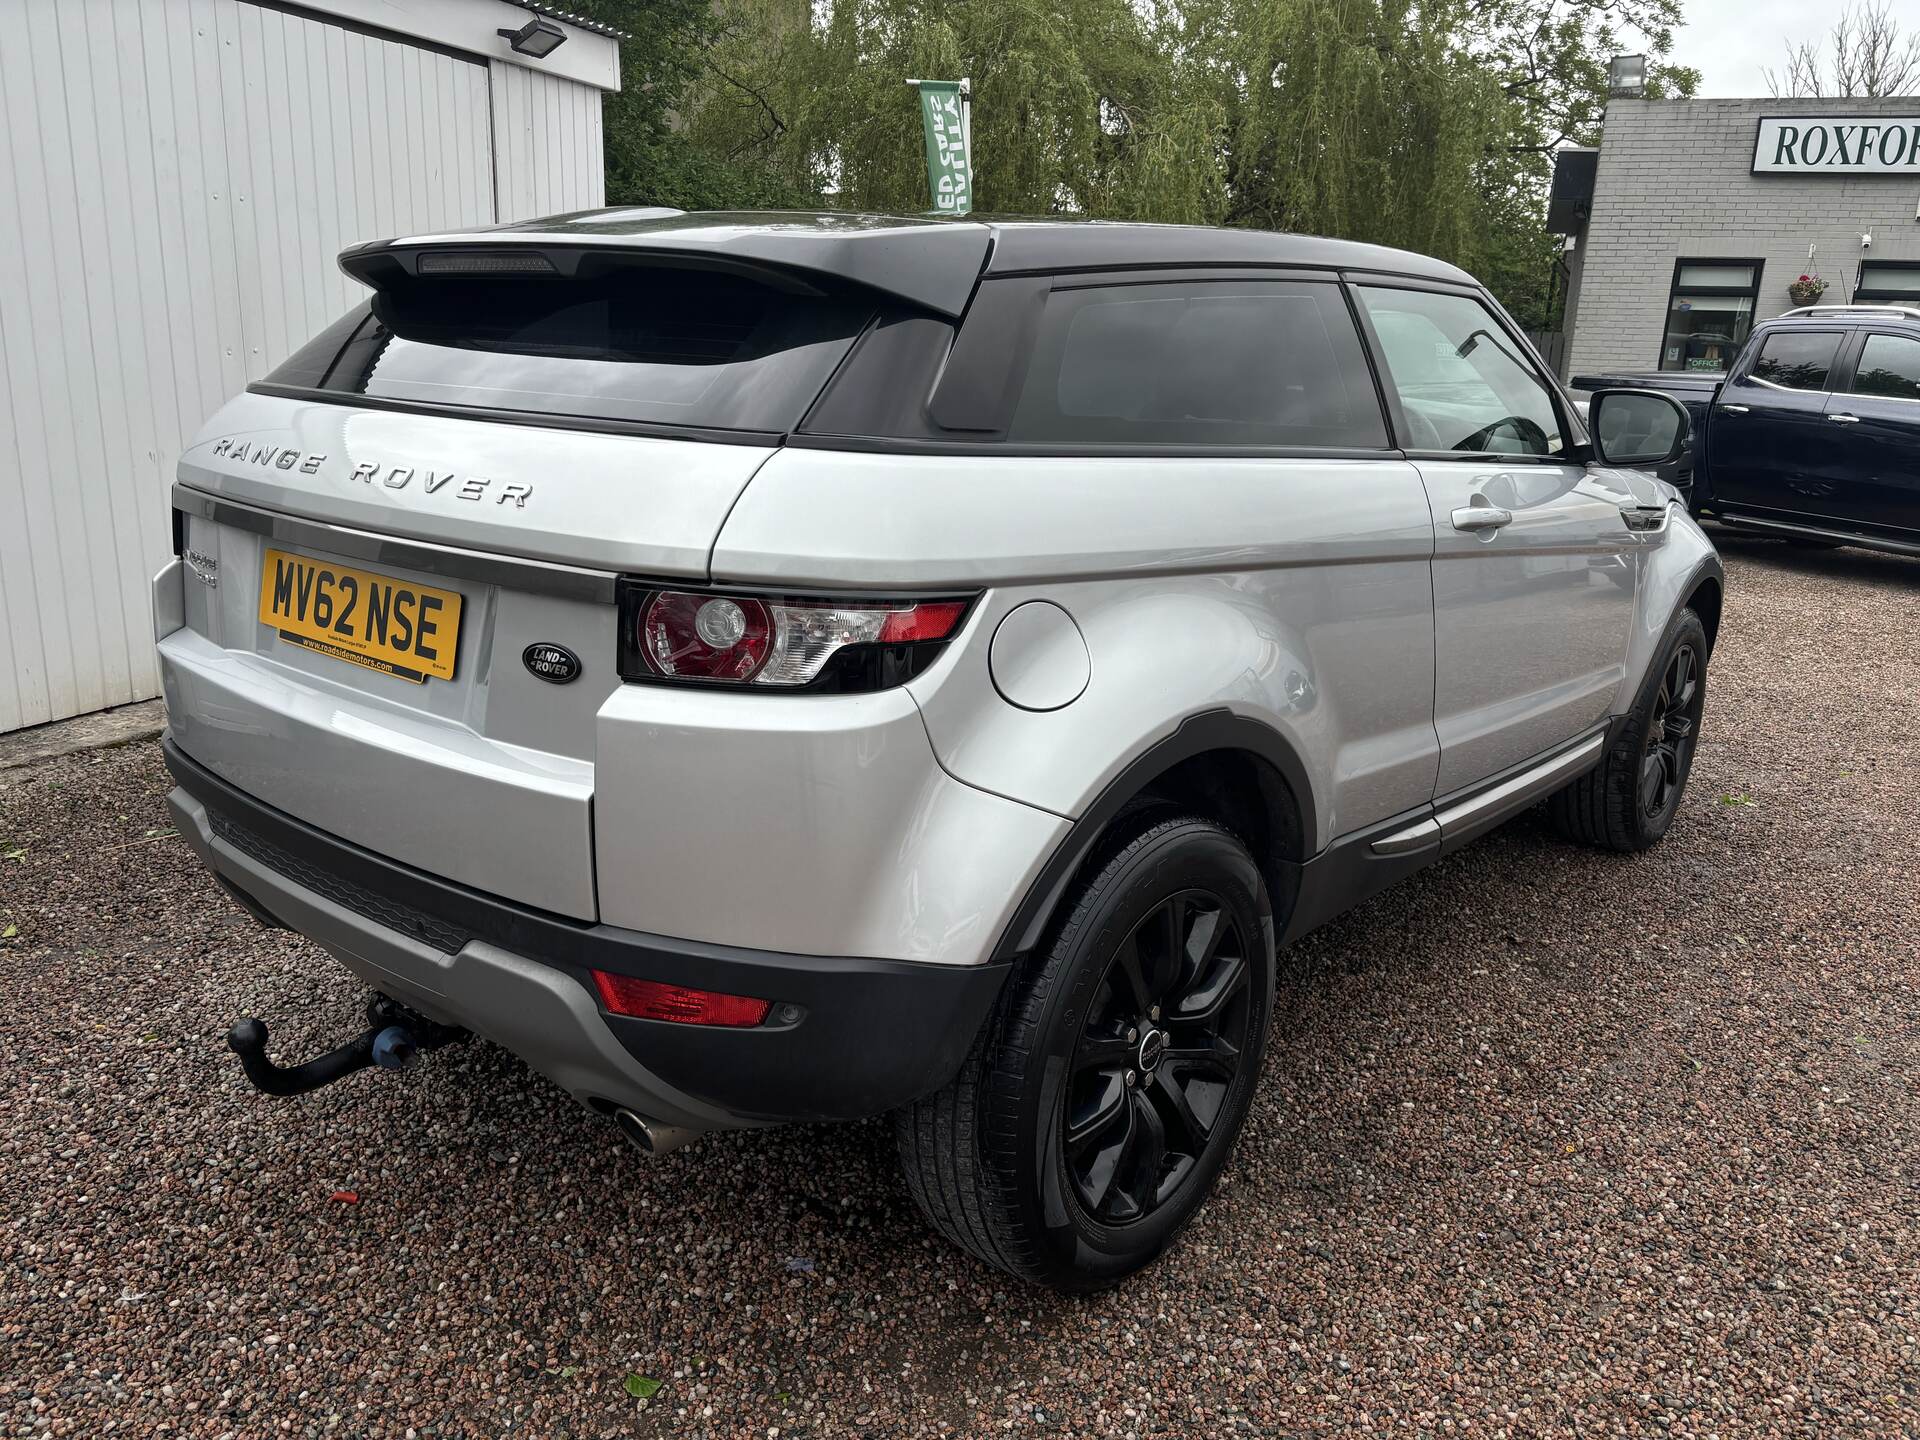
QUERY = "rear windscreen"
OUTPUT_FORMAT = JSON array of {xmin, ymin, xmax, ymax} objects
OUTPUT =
[{"xmin": 265, "ymin": 266, "xmax": 874, "ymax": 433}]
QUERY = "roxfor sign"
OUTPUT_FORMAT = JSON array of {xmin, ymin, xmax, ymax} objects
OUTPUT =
[{"xmin": 1754, "ymin": 116, "xmax": 1920, "ymax": 174}]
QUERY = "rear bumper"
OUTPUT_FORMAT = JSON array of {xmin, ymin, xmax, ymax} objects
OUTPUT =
[
  {"xmin": 165, "ymin": 737, "xmax": 1007, "ymax": 1130},
  {"xmin": 157, "ymin": 622, "xmax": 598, "ymax": 920}
]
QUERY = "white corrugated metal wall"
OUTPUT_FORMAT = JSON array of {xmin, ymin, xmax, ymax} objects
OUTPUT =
[
  {"xmin": 491, "ymin": 57, "xmax": 606, "ymax": 222},
  {"xmin": 0, "ymin": 0, "xmax": 610, "ymax": 733}
]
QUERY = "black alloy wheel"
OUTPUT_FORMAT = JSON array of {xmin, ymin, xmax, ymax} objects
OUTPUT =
[
  {"xmin": 1640, "ymin": 641, "xmax": 1702, "ymax": 822},
  {"xmin": 1063, "ymin": 890, "xmax": 1252, "ymax": 1225},
  {"xmin": 895, "ymin": 813, "xmax": 1276, "ymax": 1289}
]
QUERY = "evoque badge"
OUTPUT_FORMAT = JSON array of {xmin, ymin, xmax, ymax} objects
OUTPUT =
[{"xmin": 182, "ymin": 549, "xmax": 219, "ymax": 588}]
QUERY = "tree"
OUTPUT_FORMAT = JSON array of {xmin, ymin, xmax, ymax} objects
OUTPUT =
[
  {"xmin": 562, "ymin": 0, "xmax": 816, "ymax": 208},
  {"xmin": 1767, "ymin": 1, "xmax": 1920, "ymax": 99},
  {"xmin": 1452, "ymin": 0, "xmax": 1698, "ymax": 327},
  {"xmin": 685, "ymin": 0, "xmax": 1213, "ymax": 218},
  {"xmin": 1206, "ymin": 0, "xmax": 1694, "ymax": 325},
  {"xmin": 579, "ymin": 0, "xmax": 1697, "ymax": 325}
]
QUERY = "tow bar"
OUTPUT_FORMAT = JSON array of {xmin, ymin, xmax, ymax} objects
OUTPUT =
[{"xmin": 225, "ymin": 995, "xmax": 468, "ymax": 1098}]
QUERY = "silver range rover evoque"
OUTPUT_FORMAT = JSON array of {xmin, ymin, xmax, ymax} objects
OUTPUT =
[{"xmin": 156, "ymin": 208, "xmax": 1721, "ymax": 1289}]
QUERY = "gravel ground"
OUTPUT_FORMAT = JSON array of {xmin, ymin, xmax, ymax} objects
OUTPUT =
[{"xmin": 3, "ymin": 537, "xmax": 1917, "ymax": 1439}]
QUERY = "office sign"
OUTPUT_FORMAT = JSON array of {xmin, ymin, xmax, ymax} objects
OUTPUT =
[{"xmin": 1754, "ymin": 115, "xmax": 1920, "ymax": 173}]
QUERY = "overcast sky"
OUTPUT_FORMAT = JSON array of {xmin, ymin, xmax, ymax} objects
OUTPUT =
[{"xmin": 1670, "ymin": 0, "xmax": 1920, "ymax": 97}]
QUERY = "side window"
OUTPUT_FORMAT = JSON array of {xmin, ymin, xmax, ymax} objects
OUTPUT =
[
  {"xmin": 1745, "ymin": 331, "xmax": 1840, "ymax": 392},
  {"xmin": 1852, "ymin": 333, "xmax": 1920, "ymax": 401},
  {"xmin": 1354, "ymin": 287, "xmax": 1565, "ymax": 457},
  {"xmin": 1005, "ymin": 280, "xmax": 1387, "ymax": 448}
]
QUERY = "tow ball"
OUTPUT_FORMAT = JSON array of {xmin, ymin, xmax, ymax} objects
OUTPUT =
[{"xmin": 225, "ymin": 995, "xmax": 467, "ymax": 1098}]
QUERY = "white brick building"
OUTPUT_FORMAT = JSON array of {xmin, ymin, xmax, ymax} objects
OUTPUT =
[{"xmin": 1556, "ymin": 98, "xmax": 1920, "ymax": 380}]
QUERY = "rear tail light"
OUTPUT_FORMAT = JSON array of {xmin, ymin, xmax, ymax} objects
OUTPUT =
[
  {"xmin": 618, "ymin": 584, "xmax": 972, "ymax": 692},
  {"xmin": 591, "ymin": 971, "xmax": 771, "ymax": 1027},
  {"xmin": 640, "ymin": 592, "xmax": 774, "ymax": 680}
]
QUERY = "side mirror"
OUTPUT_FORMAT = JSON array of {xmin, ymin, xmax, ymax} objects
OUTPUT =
[{"xmin": 1588, "ymin": 388, "xmax": 1691, "ymax": 468}]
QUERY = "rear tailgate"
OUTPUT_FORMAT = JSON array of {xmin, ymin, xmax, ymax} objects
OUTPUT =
[
  {"xmin": 164, "ymin": 400, "xmax": 777, "ymax": 922},
  {"xmin": 176, "ymin": 391, "xmax": 772, "ymax": 574},
  {"xmin": 159, "ymin": 227, "xmax": 978, "ymax": 922}
]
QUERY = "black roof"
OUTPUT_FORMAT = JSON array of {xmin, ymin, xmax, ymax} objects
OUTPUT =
[
  {"xmin": 980, "ymin": 219, "xmax": 1474, "ymax": 286},
  {"xmin": 344, "ymin": 208, "xmax": 1478, "ymax": 318}
]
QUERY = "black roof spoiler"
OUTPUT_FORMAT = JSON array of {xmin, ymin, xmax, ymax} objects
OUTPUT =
[{"xmin": 338, "ymin": 210, "xmax": 995, "ymax": 318}]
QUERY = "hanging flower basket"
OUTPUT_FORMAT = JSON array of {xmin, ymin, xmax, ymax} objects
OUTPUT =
[{"xmin": 1788, "ymin": 274, "xmax": 1828, "ymax": 305}]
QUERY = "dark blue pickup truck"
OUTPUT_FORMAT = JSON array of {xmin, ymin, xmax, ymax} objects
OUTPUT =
[{"xmin": 1576, "ymin": 305, "xmax": 1920, "ymax": 558}]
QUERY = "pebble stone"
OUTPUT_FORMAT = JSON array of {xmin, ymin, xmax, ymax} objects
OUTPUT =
[{"xmin": 1, "ymin": 537, "xmax": 1915, "ymax": 1438}]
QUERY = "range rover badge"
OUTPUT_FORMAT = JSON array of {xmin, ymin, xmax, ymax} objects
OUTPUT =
[{"xmin": 523, "ymin": 643, "xmax": 581, "ymax": 684}]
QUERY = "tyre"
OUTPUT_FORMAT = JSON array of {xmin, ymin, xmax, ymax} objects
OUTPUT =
[
  {"xmin": 895, "ymin": 813, "xmax": 1275, "ymax": 1290},
  {"xmin": 1547, "ymin": 607, "xmax": 1708, "ymax": 852}
]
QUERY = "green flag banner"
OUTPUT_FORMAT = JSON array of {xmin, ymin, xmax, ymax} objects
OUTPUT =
[{"xmin": 916, "ymin": 81, "xmax": 971, "ymax": 215}]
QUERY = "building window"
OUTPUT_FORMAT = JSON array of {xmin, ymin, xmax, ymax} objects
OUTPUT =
[
  {"xmin": 1660, "ymin": 259, "xmax": 1762, "ymax": 373},
  {"xmin": 1854, "ymin": 261, "xmax": 1920, "ymax": 305}
]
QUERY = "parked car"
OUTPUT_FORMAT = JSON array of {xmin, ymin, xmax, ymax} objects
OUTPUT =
[
  {"xmin": 1576, "ymin": 304, "xmax": 1920, "ymax": 557},
  {"xmin": 155, "ymin": 210, "xmax": 1721, "ymax": 1289}
]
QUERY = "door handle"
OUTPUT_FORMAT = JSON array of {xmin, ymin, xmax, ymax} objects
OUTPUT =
[
  {"xmin": 1828, "ymin": 413, "xmax": 1861, "ymax": 424},
  {"xmin": 1451, "ymin": 504, "xmax": 1514, "ymax": 533},
  {"xmin": 1719, "ymin": 403, "xmax": 1751, "ymax": 414}
]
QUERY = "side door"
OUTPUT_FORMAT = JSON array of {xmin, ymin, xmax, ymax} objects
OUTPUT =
[
  {"xmin": 1707, "ymin": 327, "xmax": 1846, "ymax": 520},
  {"xmin": 1352, "ymin": 282, "xmax": 1640, "ymax": 795},
  {"xmin": 1823, "ymin": 329, "xmax": 1920, "ymax": 541}
]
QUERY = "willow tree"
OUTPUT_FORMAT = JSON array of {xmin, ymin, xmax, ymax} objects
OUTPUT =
[
  {"xmin": 1220, "ymin": 0, "xmax": 1508, "ymax": 269},
  {"xmin": 1462, "ymin": 0, "xmax": 1698, "ymax": 324},
  {"xmin": 647, "ymin": 0, "xmax": 1695, "ymax": 321},
  {"xmin": 684, "ymin": 0, "xmax": 1226, "ymax": 219}
]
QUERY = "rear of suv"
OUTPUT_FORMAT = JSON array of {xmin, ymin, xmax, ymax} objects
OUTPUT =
[{"xmin": 157, "ymin": 208, "xmax": 1723, "ymax": 1289}]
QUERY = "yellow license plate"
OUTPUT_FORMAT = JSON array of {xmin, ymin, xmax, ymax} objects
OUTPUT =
[{"xmin": 257, "ymin": 548, "xmax": 462, "ymax": 684}]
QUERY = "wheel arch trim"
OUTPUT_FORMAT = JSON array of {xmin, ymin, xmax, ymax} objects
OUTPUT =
[
  {"xmin": 1614, "ymin": 518, "xmax": 1724, "ymax": 717},
  {"xmin": 1683, "ymin": 562, "xmax": 1725, "ymax": 654},
  {"xmin": 991, "ymin": 709, "xmax": 1315, "ymax": 962}
]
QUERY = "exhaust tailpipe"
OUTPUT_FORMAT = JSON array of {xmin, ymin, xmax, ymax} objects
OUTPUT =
[{"xmin": 613, "ymin": 1107, "xmax": 698, "ymax": 1156}]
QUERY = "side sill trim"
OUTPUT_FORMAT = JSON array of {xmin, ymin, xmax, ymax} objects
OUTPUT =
[
  {"xmin": 1369, "ymin": 816, "xmax": 1439, "ymax": 856},
  {"xmin": 1711, "ymin": 510, "xmax": 1920, "ymax": 558},
  {"xmin": 1370, "ymin": 729, "xmax": 1609, "ymax": 860},
  {"xmin": 170, "ymin": 483, "xmax": 620, "ymax": 604},
  {"xmin": 1433, "ymin": 730, "xmax": 1606, "ymax": 855}
]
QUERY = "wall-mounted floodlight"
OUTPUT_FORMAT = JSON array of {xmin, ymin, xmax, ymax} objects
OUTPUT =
[
  {"xmin": 1607, "ymin": 54, "xmax": 1646, "ymax": 98},
  {"xmin": 498, "ymin": 16, "xmax": 567, "ymax": 59}
]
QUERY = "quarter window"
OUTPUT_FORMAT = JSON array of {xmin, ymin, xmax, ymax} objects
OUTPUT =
[
  {"xmin": 1853, "ymin": 333, "xmax": 1920, "ymax": 400},
  {"xmin": 1747, "ymin": 331, "xmax": 1841, "ymax": 392},
  {"xmin": 1660, "ymin": 260, "xmax": 1761, "ymax": 373},
  {"xmin": 1355, "ymin": 287, "xmax": 1565, "ymax": 457},
  {"xmin": 1005, "ymin": 281, "xmax": 1387, "ymax": 448}
]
